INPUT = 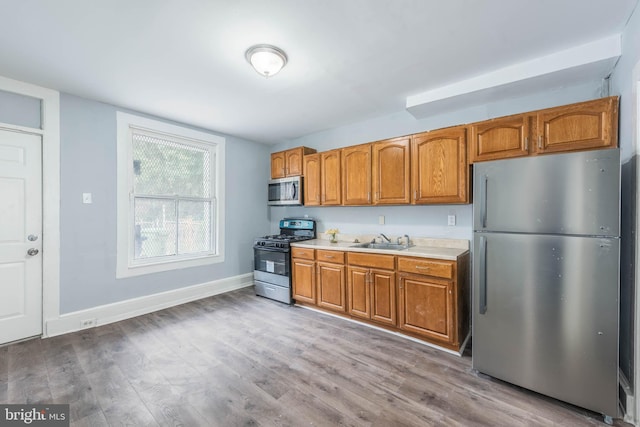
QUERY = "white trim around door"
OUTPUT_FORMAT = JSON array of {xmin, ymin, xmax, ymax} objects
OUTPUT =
[{"xmin": 0, "ymin": 74, "xmax": 60, "ymax": 339}]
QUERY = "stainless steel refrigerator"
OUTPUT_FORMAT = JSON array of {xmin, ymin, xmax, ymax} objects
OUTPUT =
[{"xmin": 472, "ymin": 148, "xmax": 620, "ymax": 420}]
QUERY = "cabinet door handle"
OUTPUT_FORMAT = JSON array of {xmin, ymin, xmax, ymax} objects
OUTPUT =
[
  {"xmin": 325, "ymin": 255, "xmax": 334, "ymax": 259},
  {"xmin": 524, "ymin": 136, "xmax": 528, "ymax": 151},
  {"xmin": 367, "ymin": 192, "xmax": 371, "ymax": 202},
  {"xmin": 538, "ymin": 135, "xmax": 543, "ymax": 149},
  {"xmin": 414, "ymin": 190, "xmax": 417, "ymax": 201},
  {"xmin": 415, "ymin": 266, "xmax": 430, "ymax": 270}
]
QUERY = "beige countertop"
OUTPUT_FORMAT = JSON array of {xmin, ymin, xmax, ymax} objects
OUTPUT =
[{"xmin": 291, "ymin": 236, "xmax": 469, "ymax": 261}]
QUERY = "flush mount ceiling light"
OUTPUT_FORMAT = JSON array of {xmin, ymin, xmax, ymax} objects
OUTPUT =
[{"xmin": 245, "ymin": 44, "xmax": 288, "ymax": 78}]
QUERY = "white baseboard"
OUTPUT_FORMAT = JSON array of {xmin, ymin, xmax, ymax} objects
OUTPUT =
[{"xmin": 44, "ymin": 273, "xmax": 253, "ymax": 337}]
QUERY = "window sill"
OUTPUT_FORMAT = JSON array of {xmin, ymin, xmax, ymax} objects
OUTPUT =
[{"xmin": 116, "ymin": 253, "xmax": 225, "ymax": 278}]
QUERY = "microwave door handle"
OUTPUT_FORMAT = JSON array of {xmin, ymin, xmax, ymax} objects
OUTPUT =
[{"xmin": 290, "ymin": 182, "xmax": 297, "ymax": 201}]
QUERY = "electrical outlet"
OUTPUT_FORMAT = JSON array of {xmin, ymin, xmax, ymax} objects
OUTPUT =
[
  {"xmin": 80, "ymin": 318, "xmax": 97, "ymax": 328},
  {"xmin": 379, "ymin": 215, "xmax": 385, "ymax": 225},
  {"xmin": 447, "ymin": 215, "xmax": 456, "ymax": 226},
  {"xmin": 82, "ymin": 193, "xmax": 92, "ymax": 204}
]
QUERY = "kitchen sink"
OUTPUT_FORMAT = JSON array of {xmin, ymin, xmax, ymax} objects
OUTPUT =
[{"xmin": 349, "ymin": 242, "xmax": 413, "ymax": 251}]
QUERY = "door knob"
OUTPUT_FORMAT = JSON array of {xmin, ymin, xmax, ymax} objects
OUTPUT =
[
  {"xmin": 27, "ymin": 248, "xmax": 39, "ymax": 256},
  {"xmin": 28, "ymin": 234, "xmax": 39, "ymax": 241}
]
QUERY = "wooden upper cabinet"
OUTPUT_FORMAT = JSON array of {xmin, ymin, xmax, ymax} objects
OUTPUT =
[
  {"xmin": 320, "ymin": 149, "xmax": 342, "ymax": 205},
  {"xmin": 342, "ymin": 143, "xmax": 372, "ymax": 205},
  {"xmin": 270, "ymin": 151, "xmax": 286, "ymax": 179},
  {"xmin": 271, "ymin": 146, "xmax": 316, "ymax": 179},
  {"xmin": 535, "ymin": 96, "xmax": 618, "ymax": 154},
  {"xmin": 468, "ymin": 97, "xmax": 619, "ymax": 163},
  {"xmin": 469, "ymin": 114, "xmax": 532, "ymax": 162},
  {"xmin": 372, "ymin": 137, "xmax": 411, "ymax": 205},
  {"xmin": 303, "ymin": 154, "xmax": 321, "ymax": 206},
  {"xmin": 411, "ymin": 126, "xmax": 469, "ymax": 204}
]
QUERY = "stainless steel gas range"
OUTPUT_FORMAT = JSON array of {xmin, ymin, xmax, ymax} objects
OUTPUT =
[{"xmin": 253, "ymin": 218, "xmax": 316, "ymax": 304}]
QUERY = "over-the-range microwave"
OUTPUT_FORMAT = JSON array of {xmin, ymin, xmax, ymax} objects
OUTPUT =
[{"xmin": 268, "ymin": 176, "xmax": 303, "ymax": 206}]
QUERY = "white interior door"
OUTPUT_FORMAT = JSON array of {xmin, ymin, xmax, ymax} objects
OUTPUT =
[{"xmin": 0, "ymin": 129, "xmax": 42, "ymax": 344}]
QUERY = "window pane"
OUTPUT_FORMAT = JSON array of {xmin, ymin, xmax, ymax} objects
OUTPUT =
[
  {"xmin": 132, "ymin": 132, "xmax": 210, "ymax": 198},
  {"xmin": 134, "ymin": 198, "xmax": 177, "ymax": 259},
  {"xmin": 178, "ymin": 200, "xmax": 211, "ymax": 254}
]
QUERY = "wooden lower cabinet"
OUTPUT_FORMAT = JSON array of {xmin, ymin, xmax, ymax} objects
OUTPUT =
[
  {"xmin": 370, "ymin": 269, "xmax": 396, "ymax": 326},
  {"xmin": 317, "ymin": 261, "xmax": 346, "ymax": 312},
  {"xmin": 347, "ymin": 253, "xmax": 397, "ymax": 327},
  {"xmin": 398, "ymin": 274, "xmax": 453, "ymax": 344},
  {"xmin": 292, "ymin": 248, "xmax": 316, "ymax": 304},
  {"xmin": 397, "ymin": 255, "xmax": 469, "ymax": 349},
  {"xmin": 291, "ymin": 247, "xmax": 469, "ymax": 351},
  {"xmin": 347, "ymin": 266, "xmax": 370, "ymax": 319},
  {"xmin": 347, "ymin": 266, "xmax": 396, "ymax": 326}
]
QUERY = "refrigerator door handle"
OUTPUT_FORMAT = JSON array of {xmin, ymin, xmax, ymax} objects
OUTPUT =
[
  {"xmin": 479, "ymin": 235, "xmax": 487, "ymax": 314},
  {"xmin": 480, "ymin": 175, "xmax": 488, "ymax": 228}
]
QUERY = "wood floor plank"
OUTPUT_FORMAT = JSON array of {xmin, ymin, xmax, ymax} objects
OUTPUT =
[
  {"xmin": 70, "ymin": 410, "xmax": 110, "ymax": 427},
  {"xmin": 1, "ymin": 287, "xmax": 630, "ymax": 426}
]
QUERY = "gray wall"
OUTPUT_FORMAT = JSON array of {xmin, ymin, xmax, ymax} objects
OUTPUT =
[
  {"xmin": 270, "ymin": 80, "xmax": 604, "ymax": 237},
  {"xmin": 611, "ymin": 3, "xmax": 640, "ymax": 388},
  {"xmin": 0, "ymin": 89, "xmax": 41, "ymax": 128},
  {"xmin": 59, "ymin": 93, "xmax": 270, "ymax": 313}
]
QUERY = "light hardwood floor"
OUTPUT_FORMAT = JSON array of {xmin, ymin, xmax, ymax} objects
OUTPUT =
[{"xmin": 0, "ymin": 287, "xmax": 631, "ymax": 426}]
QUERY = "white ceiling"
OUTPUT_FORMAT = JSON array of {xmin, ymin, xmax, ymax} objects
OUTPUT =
[{"xmin": 0, "ymin": 0, "xmax": 637, "ymax": 144}]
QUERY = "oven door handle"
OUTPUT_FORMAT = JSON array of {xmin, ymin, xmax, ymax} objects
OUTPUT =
[{"xmin": 253, "ymin": 246, "xmax": 290, "ymax": 253}]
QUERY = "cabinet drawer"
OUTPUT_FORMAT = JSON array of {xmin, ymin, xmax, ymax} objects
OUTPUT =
[
  {"xmin": 348, "ymin": 252, "xmax": 395, "ymax": 270},
  {"xmin": 397, "ymin": 257, "xmax": 453, "ymax": 279},
  {"xmin": 292, "ymin": 247, "xmax": 315, "ymax": 260},
  {"xmin": 316, "ymin": 250, "xmax": 345, "ymax": 264}
]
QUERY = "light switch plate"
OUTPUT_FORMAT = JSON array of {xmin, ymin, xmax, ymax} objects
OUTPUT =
[
  {"xmin": 82, "ymin": 193, "xmax": 92, "ymax": 204},
  {"xmin": 447, "ymin": 214, "xmax": 456, "ymax": 226}
]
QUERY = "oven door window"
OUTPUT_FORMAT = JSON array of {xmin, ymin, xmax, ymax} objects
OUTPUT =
[{"xmin": 254, "ymin": 247, "xmax": 290, "ymax": 276}]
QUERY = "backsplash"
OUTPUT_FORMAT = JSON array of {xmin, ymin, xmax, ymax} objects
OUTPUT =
[{"xmin": 269, "ymin": 204, "xmax": 473, "ymax": 241}]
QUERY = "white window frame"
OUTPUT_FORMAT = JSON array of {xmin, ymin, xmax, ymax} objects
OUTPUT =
[{"xmin": 116, "ymin": 112, "xmax": 225, "ymax": 278}]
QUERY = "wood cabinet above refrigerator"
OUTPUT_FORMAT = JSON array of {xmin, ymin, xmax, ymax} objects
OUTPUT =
[{"xmin": 469, "ymin": 96, "xmax": 618, "ymax": 163}]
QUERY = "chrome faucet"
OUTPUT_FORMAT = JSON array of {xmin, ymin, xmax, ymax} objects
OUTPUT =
[
  {"xmin": 396, "ymin": 235, "xmax": 411, "ymax": 245},
  {"xmin": 379, "ymin": 233, "xmax": 391, "ymax": 243}
]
